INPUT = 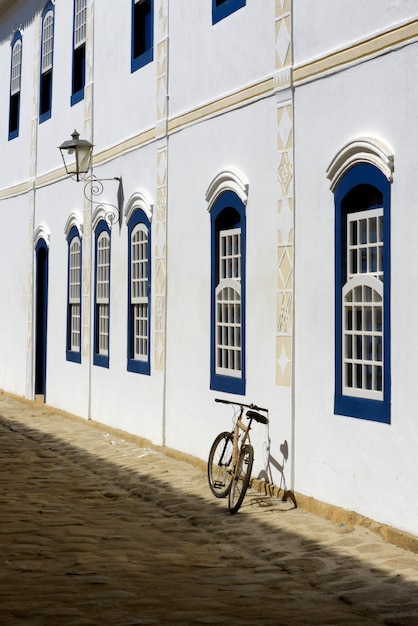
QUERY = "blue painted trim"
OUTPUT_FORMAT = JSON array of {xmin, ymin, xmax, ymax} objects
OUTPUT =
[
  {"xmin": 93, "ymin": 221, "xmax": 110, "ymax": 368},
  {"xmin": 131, "ymin": 0, "xmax": 154, "ymax": 73},
  {"xmin": 39, "ymin": 2, "xmax": 54, "ymax": 124},
  {"xmin": 66, "ymin": 348, "xmax": 81, "ymax": 363},
  {"xmin": 71, "ymin": 86, "xmax": 84, "ymax": 107},
  {"xmin": 210, "ymin": 190, "xmax": 246, "ymax": 396},
  {"xmin": 334, "ymin": 163, "xmax": 391, "ymax": 424},
  {"xmin": 66, "ymin": 225, "xmax": 82, "ymax": 364},
  {"xmin": 35, "ymin": 239, "xmax": 49, "ymax": 396},
  {"xmin": 8, "ymin": 31, "xmax": 22, "ymax": 141},
  {"xmin": 127, "ymin": 209, "xmax": 151, "ymax": 375},
  {"xmin": 212, "ymin": 0, "xmax": 246, "ymax": 24},
  {"xmin": 71, "ymin": 0, "xmax": 85, "ymax": 106}
]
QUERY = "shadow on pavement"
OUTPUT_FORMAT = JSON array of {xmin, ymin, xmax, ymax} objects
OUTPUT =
[{"xmin": 0, "ymin": 407, "xmax": 418, "ymax": 626}]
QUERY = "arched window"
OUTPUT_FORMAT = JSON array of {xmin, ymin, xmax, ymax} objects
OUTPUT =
[
  {"xmin": 40, "ymin": 3, "xmax": 54, "ymax": 122},
  {"xmin": 9, "ymin": 31, "xmax": 22, "ymax": 139},
  {"xmin": 127, "ymin": 210, "xmax": 151, "ymax": 374},
  {"xmin": 334, "ymin": 163, "xmax": 391, "ymax": 423},
  {"xmin": 210, "ymin": 191, "xmax": 246, "ymax": 394},
  {"xmin": 94, "ymin": 221, "xmax": 111, "ymax": 367},
  {"xmin": 66, "ymin": 225, "xmax": 82, "ymax": 363}
]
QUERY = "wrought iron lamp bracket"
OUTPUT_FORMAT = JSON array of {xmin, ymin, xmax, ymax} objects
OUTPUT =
[{"xmin": 84, "ymin": 175, "xmax": 123, "ymax": 229}]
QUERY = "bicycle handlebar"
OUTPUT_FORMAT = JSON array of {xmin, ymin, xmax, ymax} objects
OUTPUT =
[{"xmin": 215, "ymin": 398, "xmax": 268, "ymax": 413}]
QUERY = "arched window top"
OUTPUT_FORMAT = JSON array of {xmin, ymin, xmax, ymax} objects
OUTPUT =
[
  {"xmin": 124, "ymin": 190, "xmax": 153, "ymax": 224},
  {"xmin": 92, "ymin": 206, "xmax": 112, "ymax": 232},
  {"xmin": 41, "ymin": 5, "xmax": 54, "ymax": 72},
  {"xmin": 10, "ymin": 32, "xmax": 22, "ymax": 92},
  {"xmin": 34, "ymin": 224, "xmax": 50, "ymax": 248},
  {"xmin": 64, "ymin": 211, "xmax": 83, "ymax": 238},
  {"xmin": 327, "ymin": 137, "xmax": 394, "ymax": 192},
  {"xmin": 41, "ymin": 1, "xmax": 54, "ymax": 19},
  {"xmin": 11, "ymin": 30, "xmax": 22, "ymax": 49},
  {"xmin": 206, "ymin": 167, "xmax": 249, "ymax": 212}
]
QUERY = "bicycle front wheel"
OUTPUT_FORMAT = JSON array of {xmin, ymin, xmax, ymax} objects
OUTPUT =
[
  {"xmin": 228, "ymin": 444, "xmax": 254, "ymax": 514},
  {"xmin": 208, "ymin": 431, "xmax": 234, "ymax": 498}
]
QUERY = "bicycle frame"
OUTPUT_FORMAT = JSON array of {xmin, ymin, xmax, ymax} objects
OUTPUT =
[
  {"xmin": 209, "ymin": 398, "xmax": 269, "ymax": 511},
  {"xmin": 231, "ymin": 408, "xmax": 251, "ymax": 474},
  {"xmin": 215, "ymin": 398, "xmax": 268, "ymax": 475}
]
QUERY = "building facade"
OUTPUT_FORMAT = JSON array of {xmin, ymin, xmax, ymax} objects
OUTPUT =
[{"xmin": 0, "ymin": 0, "xmax": 417, "ymax": 537}]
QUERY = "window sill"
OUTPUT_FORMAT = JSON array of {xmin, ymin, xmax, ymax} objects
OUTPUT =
[
  {"xmin": 127, "ymin": 358, "xmax": 150, "ymax": 375},
  {"xmin": 210, "ymin": 372, "xmax": 245, "ymax": 395},
  {"xmin": 66, "ymin": 350, "xmax": 81, "ymax": 364},
  {"xmin": 131, "ymin": 49, "xmax": 153, "ymax": 73}
]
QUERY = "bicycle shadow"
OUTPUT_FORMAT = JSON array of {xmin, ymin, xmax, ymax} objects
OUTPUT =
[{"xmin": 255, "ymin": 436, "xmax": 297, "ymax": 508}]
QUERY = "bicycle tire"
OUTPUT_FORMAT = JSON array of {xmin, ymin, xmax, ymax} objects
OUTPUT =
[
  {"xmin": 207, "ymin": 431, "xmax": 234, "ymax": 498},
  {"xmin": 228, "ymin": 444, "xmax": 254, "ymax": 514}
]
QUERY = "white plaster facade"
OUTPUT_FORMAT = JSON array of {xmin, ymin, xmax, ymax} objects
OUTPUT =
[{"xmin": 0, "ymin": 0, "xmax": 417, "ymax": 537}]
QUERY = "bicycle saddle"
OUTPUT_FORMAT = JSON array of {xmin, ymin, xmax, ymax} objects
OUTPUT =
[{"xmin": 246, "ymin": 410, "xmax": 268, "ymax": 425}]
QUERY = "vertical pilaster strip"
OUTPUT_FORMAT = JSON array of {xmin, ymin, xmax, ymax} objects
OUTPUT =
[
  {"xmin": 82, "ymin": 0, "xmax": 94, "ymax": 359},
  {"xmin": 275, "ymin": 0, "xmax": 294, "ymax": 387},
  {"xmin": 26, "ymin": 13, "xmax": 41, "ymax": 397},
  {"xmin": 155, "ymin": 0, "xmax": 168, "ymax": 371}
]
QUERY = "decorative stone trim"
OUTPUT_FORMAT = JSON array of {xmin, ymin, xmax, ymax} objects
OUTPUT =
[
  {"xmin": 33, "ymin": 223, "xmax": 50, "ymax": 248},
  {"xmin": 327, "ymin": 137, "xmax": 395, "ymax": 190},
  {"xmin": 64, "ymin": 211, "xmax": 83, "ymax": 238},
  {"xmin": 124, "ymin": 190, "xmax": 154, "ymax": 224},
  {"xmin": 205, "ymin": 167, "xmax": 249, "ymax": 211}
]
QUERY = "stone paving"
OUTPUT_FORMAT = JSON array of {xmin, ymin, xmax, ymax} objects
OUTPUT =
[{"xmin": 1, "ymin": 393, "xmax": 418, "ymax": 625}]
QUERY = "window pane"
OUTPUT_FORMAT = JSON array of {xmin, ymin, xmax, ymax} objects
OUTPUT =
[
  {"xmin": 75, "ymin": 0, "xmax": 87, "ymax": 47},
  {"xmin": 11, "ymin": 40, "xmax": 22, "ymax": 94},
  {"xmin": 42, "ymin": 12, "xmax": 54, "ymax": 72}
]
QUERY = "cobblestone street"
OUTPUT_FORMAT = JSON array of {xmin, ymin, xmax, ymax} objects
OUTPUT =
[{"xmin": 1, "ymin": 393, "xmax": 418, "ymax": 625}]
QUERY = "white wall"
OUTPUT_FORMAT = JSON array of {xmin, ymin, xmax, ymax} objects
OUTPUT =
[
  {"xmin": 294, "ymin": 41, "xmax": 418, "ymax": 535},
  {"xmin": 169, "ymin": 0, "xmax": 275, "ymax": 117},
  {"xmin": 165, "ymin": 96, "xmax": 282, "ymax": 473},
  {"xmin": 293, "ymin": 0, "xmax": 418, "ymax": 65}
]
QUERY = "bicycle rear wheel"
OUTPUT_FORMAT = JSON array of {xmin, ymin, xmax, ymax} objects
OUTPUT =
[
  {"xmin": 228, "ymin": 444, "xmax": 254, "ymax": 514},
  {"xmin": 207, "ymin": 431, "xmax": 234, "ymax": 498}
]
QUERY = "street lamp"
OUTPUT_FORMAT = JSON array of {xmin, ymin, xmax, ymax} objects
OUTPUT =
[
  {"xmin": 58, "ymin": 130, "xmax": 122, "ymax": 228},
  {"xmin": 58, "ymin": 129, "xmax": 93, "ymax": 182}
]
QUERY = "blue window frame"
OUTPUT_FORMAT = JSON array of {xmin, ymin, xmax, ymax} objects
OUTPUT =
[
  {"xmin": 334, "ymin": 163, "xmax": 391, "ymax": 423},
  {"xmin": 39, "ymin": 3, "xmax": 54, "ymax": 122},
  {"xmin": 9, "ymin": 31, "xmax": 22, "ymax": 140},
  {"xmin": 71, "ymin": 0, "xmax": 86, "ymax": 105},
  {"xmin": 131, "ymin": 0, "xmax": 153, "ymax": 73},
  {"xmin": 127, "ymin": 209, "xmax": 151, "ymax": 374},
  {"xmin": 210, "ymin": 191, "xmax": 246, "ymax": 395},
  {"xmin": 212, "ymin": 0, "xmax": 245, "ymax": 24},
  {"xmin": 35, "ymin": 238, "xmax": 49, "ymax": 397},
  {"xmin": 66, "ymin": 225, "xmax": 82, "ymax": 363},
  {"xmin": 94, "ymin": 221, "xmax": 111, "ymax": 368}
]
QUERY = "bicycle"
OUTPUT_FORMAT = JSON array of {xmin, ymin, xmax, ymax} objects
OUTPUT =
[{"xmin": 208, "ymin": 398, "xmax": 269, "ymax": 514}]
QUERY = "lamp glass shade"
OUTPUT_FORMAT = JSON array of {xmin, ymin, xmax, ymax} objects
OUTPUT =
[{"xmin": 59, "ymin": 130, "xmax": 93, "ymax": 181}]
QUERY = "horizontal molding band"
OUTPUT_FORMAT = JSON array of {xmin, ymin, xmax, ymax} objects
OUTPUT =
[
  {"xmin": 93, "ymin": 127, "xmax": 157, "ymax": 167},
  {"xmin": 1, "ymin": 18, "xmax": 416, "ymax": 200},
  {"xmin": 294, "ymin": 18, "xmax": 418, "ymax": 85},
  {"xmin": 168, "ymin": 76, "xmax": 274, "ymax": 134},
  {"xmin": 0, "ymin": 180, "xmax": 32, "ymax": 199},
  {"xmin": 0, "ymin": 77, "xmax": 277, "ymax": 199}
]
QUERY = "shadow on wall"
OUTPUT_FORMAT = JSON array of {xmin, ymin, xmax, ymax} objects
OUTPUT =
[{"xmin": 256, "ymin": 436, "xmax": 297, "ymax": 507}]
